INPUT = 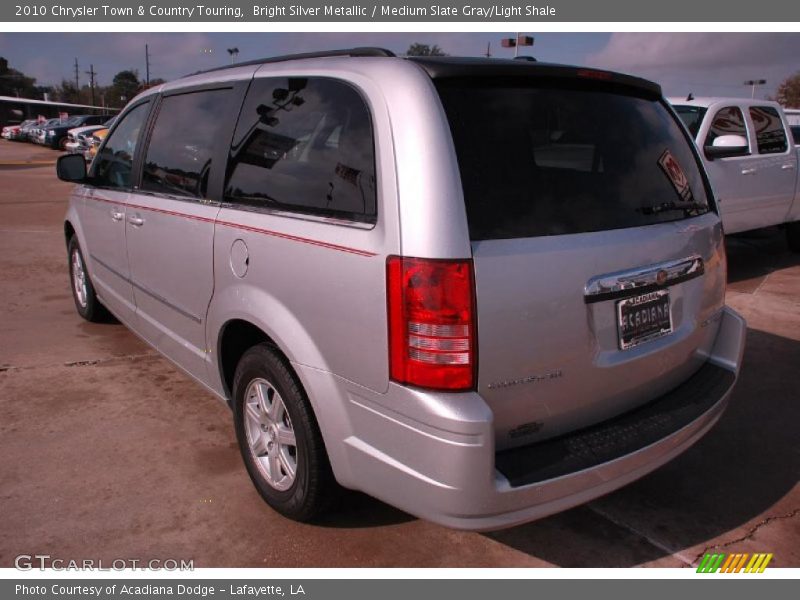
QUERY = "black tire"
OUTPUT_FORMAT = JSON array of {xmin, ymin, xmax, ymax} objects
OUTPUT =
[
  {"xmin": 232, "ymin": 343, "xmax": 337, "ymax": 521},
  {"xmin": 787, "ymin": 221, "xmax": 800, "ymax": 253},
  {"xmin": 67, "ymin": 236, "xmax": 109, "ymax": 322}
]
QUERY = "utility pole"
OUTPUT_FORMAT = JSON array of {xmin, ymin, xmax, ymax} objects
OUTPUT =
[
  {"xmin": 73, "ymin": 58, "xmax": 80, "ymax": 100},
  {"xmin": 85, "ymin": 64, "xmax": 97, "ymax": 106},
  {"xmin": 145, "ymin": 43, "xmax": 151, "ymax": 86}
]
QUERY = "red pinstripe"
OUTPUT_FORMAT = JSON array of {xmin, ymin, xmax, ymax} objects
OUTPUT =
[{"xmin": 87, "ymin": 194, "xmax": 377, "ymax": 257}]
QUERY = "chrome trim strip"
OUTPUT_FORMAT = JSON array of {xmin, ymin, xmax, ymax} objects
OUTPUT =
[
  {"xmin": 90, "ymin": 253, "xmax": 202, "ymax": 324},
  {"xmin": 584, "ymin": 255, "xmax": 705, "ymax": 304}
]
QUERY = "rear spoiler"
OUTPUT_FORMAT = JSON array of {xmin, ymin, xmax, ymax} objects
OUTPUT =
[{"xmin": 409, "ymin": 57, "xmax": 662, "ymax": 98}]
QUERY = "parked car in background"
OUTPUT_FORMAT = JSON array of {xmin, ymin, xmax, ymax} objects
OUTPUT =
[
  {"xmin": 1, "ymin": 123, "xmax": 19, "ymax": 139},
  {"xmin": 27, "ymin": 118, "xmax": 60, "ymax": 143},
  {"xmin": 85, "ymin": 127, "xmax": 109, "ymax": 161},
  {"xmin": 785, "ymin": 108, "xmax": 800, "ymax": 127},
  {"xmin": 41, "ymin": 114, "xmax": 111, "ymax": 150},
  {"xmin": 1, "ymin": 120, "xmax": 35, "ymax": 139},
  {"xmin": 10, "ymin": 119, "xmax": 37, "ymax": 140},
  {"xmin": 670, "ymin": 97, "xmax": 800, "ymax": 250},
  {"xmin": 17, "ymin": 119, "xmax": 42, "ymax": 142},
  {"xmin": 66, "ymin": 117, "xmax": 116, "ymax": 155},
  {"xmin": 58, "ymin": 50, "xmax": 746, "ymax": 530}
]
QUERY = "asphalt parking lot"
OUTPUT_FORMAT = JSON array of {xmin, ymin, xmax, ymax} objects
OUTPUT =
[{"xmin": 0, "ymin": 140, "xmax": 798, "ymax": 568}]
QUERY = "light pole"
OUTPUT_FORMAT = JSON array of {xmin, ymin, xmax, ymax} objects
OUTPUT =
[
  {"xmin": 744, "ymin": 79, "xmax": 767, "ymax": 99},
  {"xmin": 227, "ymin": 47, "xmax": 240, "ymax": 64}
]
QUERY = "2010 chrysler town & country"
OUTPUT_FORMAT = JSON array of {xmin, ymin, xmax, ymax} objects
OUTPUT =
[{"xmin": 58, "ymin": 49, "xmax": 747, "ymax": 530}]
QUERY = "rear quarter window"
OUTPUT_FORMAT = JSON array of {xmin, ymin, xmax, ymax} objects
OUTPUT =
[{"xmin": 224, "ymin": 77, "xmax": 377, "ymax": 223}]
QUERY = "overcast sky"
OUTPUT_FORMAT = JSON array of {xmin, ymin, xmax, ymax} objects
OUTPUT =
[{"xmin": 1, "ymin": 32, "xmax": 798, "ymax": 99}]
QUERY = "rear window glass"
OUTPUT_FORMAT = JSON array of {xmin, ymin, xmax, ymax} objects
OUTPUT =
[
  {"xmin": 749, "ymin": 106, "xmax": 788, "ymax": 154},
  {"xmin": 436, "ymin": 79, "xmax": 711, "ymax": 240},
  {"xmin": 673, "ymin": 105, "xmax": 707, "ymax": 138}
]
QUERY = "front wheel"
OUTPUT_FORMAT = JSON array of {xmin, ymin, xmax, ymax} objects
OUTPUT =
[
  {"xmin": 787, "ymin": 221, "xmax": 800, "ymax": 253},
  {"xmin": 68, "ymin": 236, "xmax": 109, "ymax": 322},
  {"xmin": 232, "ymin": 343, "xmax": 337, "ymax": 521}
]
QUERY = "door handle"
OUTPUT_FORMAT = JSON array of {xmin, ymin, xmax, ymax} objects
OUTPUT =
[
  {"xmin": 110, "ymin": 210, "xmax": 124, "ymax": 222},
  {"xmin": 128, "ymin": 215, "xmax": 144, "ymax": 227},
  {"xmin": 741, "ymin": 168, "xmax": 757, "ymax": 175},
  {"xmin": 781, "ymin": 163, "xmax": 796, "ymax": 170}
]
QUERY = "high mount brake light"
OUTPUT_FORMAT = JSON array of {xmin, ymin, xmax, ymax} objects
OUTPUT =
[
  {"xmin": 576, "ymin": 69, "xmax": 613, "ymax": 81},
  {"xmin": 387, "ymin": 256, "xmax": 477, "ymax": 391}
]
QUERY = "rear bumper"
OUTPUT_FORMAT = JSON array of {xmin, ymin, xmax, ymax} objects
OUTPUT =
[{"xmin": 297, "ymin": 306, "xmax": 746, "ymax": 531}]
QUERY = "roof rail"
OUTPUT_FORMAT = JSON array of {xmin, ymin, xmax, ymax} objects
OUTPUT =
[{"xmin": 189, "ymin": 47, "xmax": 396, "ymax": 77}]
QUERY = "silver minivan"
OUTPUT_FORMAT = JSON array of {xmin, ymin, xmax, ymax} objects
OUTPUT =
[{"xmin": 57, "ymin": 48, "xmax": 746, "ymax": 530}]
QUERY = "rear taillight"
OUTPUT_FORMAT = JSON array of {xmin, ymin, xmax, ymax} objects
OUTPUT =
[{"xmin": 387, "ymin": 256, "xmax": 476, "ymax": 391}]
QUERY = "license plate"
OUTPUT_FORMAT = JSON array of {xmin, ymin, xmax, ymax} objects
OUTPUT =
[{"xmin": 616, "ymin": 290, "xmax": 673, "ymax": 350}]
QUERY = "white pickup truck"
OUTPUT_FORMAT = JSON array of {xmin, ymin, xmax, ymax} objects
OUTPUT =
[{"xmin": 669, "ymin": 97, "xmax": 800, "ymax": 251}]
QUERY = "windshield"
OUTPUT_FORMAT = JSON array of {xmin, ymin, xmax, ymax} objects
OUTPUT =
[
  {"xmin": 436, "ymin": 79, "xmax": 711, "ymax": 240},
  {"xmin": 672, "ymin": 105, "xmax": 707, "ymax": 138}
]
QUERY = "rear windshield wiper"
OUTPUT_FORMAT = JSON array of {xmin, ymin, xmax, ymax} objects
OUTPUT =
[{"xmin": 638, "ymin": 201, "xmax": 709, "ymax": 216}]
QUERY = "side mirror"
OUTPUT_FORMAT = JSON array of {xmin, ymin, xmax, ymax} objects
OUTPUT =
[
  {"xmin": 56, "ymin": 153, "xmax": 88, "ymax": 183},
  {"xmin": 704, "ymin": 134, "xmax": 749, "ymax": 160}
]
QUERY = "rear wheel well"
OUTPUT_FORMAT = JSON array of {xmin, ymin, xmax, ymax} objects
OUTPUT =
[
  {"xmin": 64, "ymin": 221, "xmax": 76, "ymax": 247},
  {"xmin": 219, "ymin": 320, "xmax": 289, "ymax": 400}
]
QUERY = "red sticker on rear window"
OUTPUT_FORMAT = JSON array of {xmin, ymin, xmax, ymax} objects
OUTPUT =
[{"xmin": 658, "ymin": 149, "xmax": 694, "ymax": 202}]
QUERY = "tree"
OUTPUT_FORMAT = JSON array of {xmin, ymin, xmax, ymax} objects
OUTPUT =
[
  {"xmin": 0, "ymin": 57, "xmax": 38, "ymax": 98},
  {"xmin": 405, "ymin": 43, "xmax": 448, "ymax": 57},
  {"xmin": 775, "ymin": 72, "xmax": 800, "ymax": 109},
  {"xmin": 108, "ymin": 70, "xmax": 141, "ymax": 107},
  {"xmin": 141, "ymin": 77, "xmax": 166, "ymax": 90},
  {"xmin": 53, "ymin": 79, "xmax": 80, "ymax": 104}
]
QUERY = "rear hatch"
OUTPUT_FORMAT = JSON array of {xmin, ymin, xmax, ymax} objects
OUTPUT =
[{"xmin": 435, "ymin": 72, "xmax": 727, "ymax": 451}]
